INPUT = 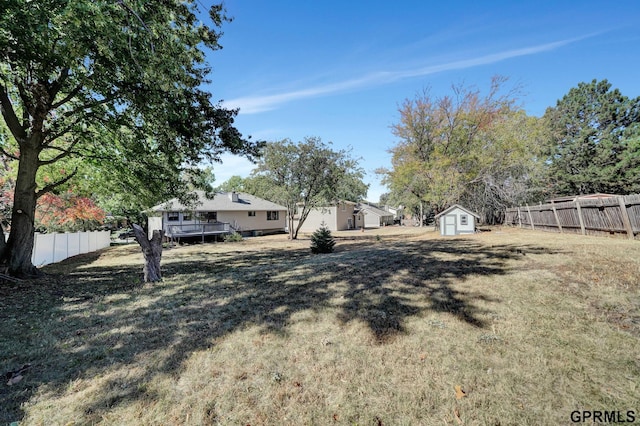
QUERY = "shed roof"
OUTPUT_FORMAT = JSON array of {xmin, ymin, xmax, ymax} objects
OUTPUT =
[
  {"xmin": 150, "ymin": 191, "xmax": 287, "ymax": 212},
  {"xmin": 434, "ymin": 204, "xmax": 480, "ymax": 219}
]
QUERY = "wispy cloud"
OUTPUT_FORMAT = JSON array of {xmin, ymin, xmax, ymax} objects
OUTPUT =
[
  {"xmin": 210, "ymin": 153, "xmax": 256, "ymax": 183},
  {"xmin": 224, "ymin": 36, "xmax": 590, "ymax": 114}
]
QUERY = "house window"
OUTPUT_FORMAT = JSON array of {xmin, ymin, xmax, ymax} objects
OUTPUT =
[
  {"xmin": 167, "ymin": 212, "xmax": 179, "ymax": 222},
  {"xmin": 267, "ymin": 211, "xmax": 279, "ymax": 221},
  {"xmin": 182, "ymin": 212, "xmax": 192, "ymax": 221},
  {"xmin": 460, "ymin": 215, "xmax": 468, "ymax": 225},
  {"xmin": 248, "ymin": 211, "xmax": 256, "ymax": 217},
  {"xmin": 199, "ymin": 212, "xmax": 217, "ymax": 222}
]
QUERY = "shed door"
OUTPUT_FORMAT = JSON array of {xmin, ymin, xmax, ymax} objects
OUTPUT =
[{"xmin": 444, "ymin": 215, "xmax": 456, "ymax": 235}]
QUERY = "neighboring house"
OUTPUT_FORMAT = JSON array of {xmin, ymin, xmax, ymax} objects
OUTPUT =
[
  {"xmin": 356, "ymin": 204, "xmax": 395, "ymax": 228},
  {"xmin": 435, "ymin": 204, "xmax": 480, "ymax": 236},
  {"xmin": 148, "ymin": 191, "xmax": 287, "ymax": 239},
  {"xmin": 294, "ymin": 201, "xmax": 358, "ymax": 232},
  {"xmin": 383, "ymin": 205, "xmax": 404, "ymax": 223}
]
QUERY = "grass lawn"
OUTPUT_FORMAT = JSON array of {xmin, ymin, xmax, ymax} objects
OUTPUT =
[{"xmin": 1, "ymin": 227, "xmax": 639, "ymax": 425}]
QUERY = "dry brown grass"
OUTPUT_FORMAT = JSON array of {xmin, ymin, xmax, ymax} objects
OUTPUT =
[{"xmin": 1, "ymin": 227, "xmax": 639, "ymax": 425}]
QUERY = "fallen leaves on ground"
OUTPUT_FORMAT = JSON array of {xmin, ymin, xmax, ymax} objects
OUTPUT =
[{"xmin": 454, "ymin": 385, "xmax": 466, "ymax": 400}]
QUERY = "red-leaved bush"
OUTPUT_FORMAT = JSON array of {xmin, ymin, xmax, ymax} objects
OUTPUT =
[{"xmin": 36, "ymin": 192, "xmax": 106, "ymax": 232}]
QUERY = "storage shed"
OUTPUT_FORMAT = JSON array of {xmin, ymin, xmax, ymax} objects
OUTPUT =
[{"xmin": 435, "ymin": 204, "xmax": 480, "ymax": 236}]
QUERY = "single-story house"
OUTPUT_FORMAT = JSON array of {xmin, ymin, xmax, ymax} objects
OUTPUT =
[
  {"xmin": 148, "ymin": 191, "xmax": 287, "ymax": 239},
  {"xmin": 435, "ymin": 204, "xmax": 480, "ymax": 236},
  {"xmin": 294, "ymin": 201, "xmax": 358, "ymax": 232},
  {"xmin": 356, "ymin": 204, "xmax": 395, "ymax": 228}
]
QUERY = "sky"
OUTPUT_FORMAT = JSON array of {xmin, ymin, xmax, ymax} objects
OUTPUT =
[{"xmin": 203, "ymin": 0, "xmax": 640, "ymax": 203}]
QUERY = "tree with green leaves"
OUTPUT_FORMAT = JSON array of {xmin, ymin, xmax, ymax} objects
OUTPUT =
[
  {"xmin": 215, "ymin": 175, "xmax": 247, "ymax": 193},
  {"xmin": 379, "ymin": 77, "xmax": 546, "ymax": 224},
  {"xmin": 460, "ymin": 109, "xmax": 548, "ymax": 223},
  {"xmin": 543, "ymin": 79, "xmax": 640, "ymax": 195},
  {"xmin": 0, "ymin": 1, "xmax": 262, "ymax": 276},
  {"xmin": 249, "ymin": 137, "xmax": 368, "ymax": 239}
]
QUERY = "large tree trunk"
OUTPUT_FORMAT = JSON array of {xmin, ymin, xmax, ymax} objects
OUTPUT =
[
  {"xmin": 132, "ymin": 224, "xmax": 163, "ymax": 282},
  {"xmin": 4, "ymin": 145, "xmax": 40, "ymax": 277},
  {"xmin": 287, "ymin": 211, "xmax": 295, "ymax": 240}
]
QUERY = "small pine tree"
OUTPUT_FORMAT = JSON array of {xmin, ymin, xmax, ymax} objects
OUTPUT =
[{"xmin": 310, "ymin": 222, "xmax": 336, "ymax": 254}]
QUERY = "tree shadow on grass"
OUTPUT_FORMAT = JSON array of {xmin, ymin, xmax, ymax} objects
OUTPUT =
[{"xmin": 0, "ymin": 238, "xmax": 559, "ymax": 423}]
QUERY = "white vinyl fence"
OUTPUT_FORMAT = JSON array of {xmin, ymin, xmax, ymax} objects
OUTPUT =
[{"xmin": 32, "ymin": 230, "xmax": 111, "ymax": 267}]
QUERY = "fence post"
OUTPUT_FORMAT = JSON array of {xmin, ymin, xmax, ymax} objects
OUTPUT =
[
  {"xmin": 52, "ymin": 232, "xmax": 57, "ymax": 265},
  {"xmin": 618, "ymin": 196, "xmax": 634, "ymax": 240},
  {"xmin": 575, "ymin": 200, "xmax": 586, "ymax": 235},
  {"xmin": 517, "ymin": 207, "xmax": 522, "ymax": 228},
  {"xmin": 551, "ymin": 204, "xmax": 563, "ymax": 233},
  {"xmin": 32, "ymin": 232, "xmax": 38, "ymax": 264},
  {"xmin": 526, "ymin": 204, "xmax": 535, "ymax": 230}
]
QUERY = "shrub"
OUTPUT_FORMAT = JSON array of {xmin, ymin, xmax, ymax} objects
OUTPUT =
[
  {"xmin": 224, "ymin": 232, "xmax": 243, "ymax": 242},
  {"xmin": 310, "ymin": 222, "xmax": 335, "ymax": 254}
]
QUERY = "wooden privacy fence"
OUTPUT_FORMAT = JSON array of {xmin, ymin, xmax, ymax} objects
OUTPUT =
[{"xmin": 505, "ymin": 194, "xmax": 640, "ymax": 240}]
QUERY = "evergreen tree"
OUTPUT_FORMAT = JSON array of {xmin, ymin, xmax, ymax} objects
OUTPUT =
[
  {"xmin": 310, "ymin": 222, "xmax": 336, "ymax": 254},
  {"xmin": 544, "ymin": 79, "xmax": 640, "ymax": 195}
]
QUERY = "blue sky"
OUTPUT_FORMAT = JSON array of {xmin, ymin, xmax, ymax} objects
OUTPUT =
[{"xmin": 205, "ymin": 1, "xmax": 640, "ymax": 202}]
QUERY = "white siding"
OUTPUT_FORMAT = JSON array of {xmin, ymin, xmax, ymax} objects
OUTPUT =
[
  {"xmin": 361, "ymin": 211, "xmax": 393, "ymax": 228},
  {"xmin": 148, "ymin": 215, "xmax": 163, "ymax": 235},
  {"xmin": 364, "ymin": 212, "xmax": 380, "ymax": 228},
  {"xmin": 439, "ymin": 207, "xmax": 476, "ymax": 236},
  {"xmin": 217, "ymin": 210, "xmax": 286, "ymax": 233},
  {"xmin": 295, "ymin": 203, "xmax": 358, "ymax": 232},
  {"xmin": 157, "ymin": 210, "xmax": 286, "ymax": 235},
  {"xmin": 296, "ymin": 206, "xmax": 338, "ymax": 232}
]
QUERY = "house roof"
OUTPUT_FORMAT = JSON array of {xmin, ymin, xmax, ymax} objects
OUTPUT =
[
  {"xmin": 434, "ymin": 204, "xmax": 480, "ymax": 219},
  {"xmin": 357, "ymin": 204, "xmax": 394, "ymax": 217},
  {"xmin": 295, "ymin": 200, "xmax": 357, "ymax": 207},
  {"xmin": 150, "ymin": 191, "xmax": 287, "ymax": 212}
]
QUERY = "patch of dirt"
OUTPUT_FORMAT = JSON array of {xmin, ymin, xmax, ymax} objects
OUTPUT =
[{"xmin": 591, "ymin": 300, "xmax": 640, "ymax": 338}]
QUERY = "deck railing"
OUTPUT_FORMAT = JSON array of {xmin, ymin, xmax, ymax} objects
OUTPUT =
[{"xmin": 167, "ymin": 222, "xmax": 231, "ymax": 240}]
